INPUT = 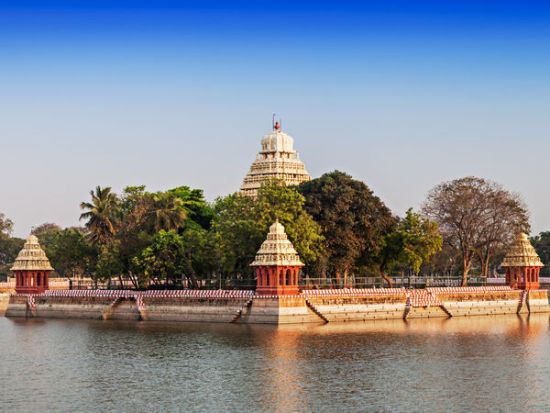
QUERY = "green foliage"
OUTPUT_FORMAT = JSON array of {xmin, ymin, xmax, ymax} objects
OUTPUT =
[
  {"xmin": 381, "ymin": 209, "xmax": 442, "ymax": 275},
  {"xmin": 298, "ymin": 171, "xmax": 395, "ymax": 277},
  {"xmin": 9, "ymin": 173, "xmax": 543, "ymax": 287},
  {"xmin": 148, "ymin": 192, "xmax": 188, "ymax": 232},
  {"xmin": 179, "ymin": 226, "xmax": 219, "ymax": 278},
  {"xmin": 95, "ymin": 242, "xmax": 124, "ymax": 282},
  {"xmin": 255, "ymin": 181, "xmax": 324, "ymax": 264},
  {"xmin": 80, "ymin": 186, "xmax": 118, "ymax": 245},
  {"xmin": 51, "ymin": 228, "xmax": 97, "ymax": 278},
  {"xmin": 211, "ymin": 181, "xmax": 324, "ymax": 277},
  {"xmin": 211, "ymin": 193, "xmax": 265, "ymax": 277},
  {"xmin": 168, "ymin": 186, "xmax": 214, "ymax": 230},
  {"xmin": 33, "ymin": 224, "xmax": 96, "ymax": 278},
  {"xmin": 0, "ymin": 213, "xmax": 23, "ymax": 280},
  {"xmin": 133, "ymin": 230, "xmax": 186, "ymax": 287},
  {"xmin": 531, "ymin": 232, "xmax": 550, "ymax": 277},
  {"xmin": 32, "ymin": 223, "xmax": 62, "ymax": 256},
  {"xmin": 79, "ymin": 185, "xmax": 205, "ymax": 286},
  {"xmin": 0, "ymin": 237, "xmax": 24, "ymax": 281}
]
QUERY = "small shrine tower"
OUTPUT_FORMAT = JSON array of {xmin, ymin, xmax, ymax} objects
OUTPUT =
[
  {"xmin": 11, "ymin": 235, "xmax": 54, "ymax": 294},
  {"xmin": 240, "ymin": 122, "xmax": 311, "ymax": 197},
  {"xmin": 251, "ymin": 221, "xmax": 304, "ymax": 295},
  {"xmin": 501, "ymin": 233, "xmax": 544, "ymax": 290}
]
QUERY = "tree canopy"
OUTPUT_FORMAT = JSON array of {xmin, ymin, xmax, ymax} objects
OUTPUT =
[
  {"xmin": 423, "ymin": 176, "xmax": 529, "ymax": 285},
  {"xmin": 531, "ymin": 232, "xmax": 550, "ymax": 277},
  {"xmin": 298, "ymin": 171, "xmax": 395, "ymax": 279},
  {"xmin": 0, "ymin": 213, "xmax": 23, "ymax": 281},
  {"xmin": 379, "ymin": 209, "xmax": 442, "ymax": 285},
  {"xmin": 211, "ymin": 181, "xmax": 324, "ymax": 278},
  {"xmin": 1, "ymin": 172, "xmax": 540, "ymax": 288}
]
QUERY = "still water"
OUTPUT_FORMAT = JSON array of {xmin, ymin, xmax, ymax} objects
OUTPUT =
[{"xmin": 1, "ymin": 315, "xmax": 550, "ymax": 413}]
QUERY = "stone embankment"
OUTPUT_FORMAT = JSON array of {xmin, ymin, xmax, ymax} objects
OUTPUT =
[
  {"xmin": 5, "ymin": 287, "xmax": 550, "ymax": 324},
  {"xmin": 0, "ymin": 293, "xmax": 9, "ymax": 316}
]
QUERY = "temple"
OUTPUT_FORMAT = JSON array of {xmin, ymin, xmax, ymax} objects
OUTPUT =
[
  {"xmin": 240, "ymin": 121, "xmax": 311, "ymax": 197},
  {"xmin": 250, "ymin": 221, "xmax": 304, "ymax": 295},
  {"xmin": 501, "ymin": 233, "xmax": 544, "ymax": 290},
  {"xmin": 11, "ymin": 235, "xmax": 54, "ymax": 294}
]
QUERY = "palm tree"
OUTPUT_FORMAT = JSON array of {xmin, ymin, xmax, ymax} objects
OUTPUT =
[
  {"xmin": 149, "ymin": 193, "xmax": 187, "ymax": 232},
  {"xmin": 80, "ymin": 186, "xmax": 118, "ymax": 245}
]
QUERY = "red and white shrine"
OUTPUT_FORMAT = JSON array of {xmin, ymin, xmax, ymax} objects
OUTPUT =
[
  {"xmin": 11, "ymin": 235, "xmax": 54, "ymax": 294},
  {"xmin": 501, "ymin": 233, "xmax": 544, "ymax": 290},
  {"xmin": 251, "ymin": 221, "xmax": 304, "ymax": 296}
]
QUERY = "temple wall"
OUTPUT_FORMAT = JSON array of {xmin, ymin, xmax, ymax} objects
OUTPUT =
[
  {"xmin": 438, "ymin": 291, "xmax": 523, "ymax": 317},
  {"xmin": 141, "ymin": 297, "xmax": 249, "ymax": 323},
  {"xmin": 240, "ymin": 297, "xmax": 319, "ymax": 324},
  {"xmin": 5, "ymin": 289, "xmax": 550, "ymax": 324},
  {"xmin": 406, "ymin": 306, "xmax": 449, "ymax": 319},
  {"xmin": 6, "ymin": 295, "xmax": 251, "ymax": 322},
  {"xmin": 306, "ymin": 295, "xmax": 407, "ymax": 322},
  {"xmin": 527, "ymin": 290, "xmax": 550, "ymax": 313},
  {"xmin": 0, "ymin": 293, "xmax": 9, "ymax": 316}
]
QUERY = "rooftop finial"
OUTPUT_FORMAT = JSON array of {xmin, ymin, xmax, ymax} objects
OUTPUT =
[{"xmin": 272, "ymin": 113, "xmax": 281, "ymax": 131}]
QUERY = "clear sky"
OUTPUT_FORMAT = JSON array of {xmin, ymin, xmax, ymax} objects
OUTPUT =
[{"xmin": 1, "ymin": 1, "xmax": 549, "ymax": 237}]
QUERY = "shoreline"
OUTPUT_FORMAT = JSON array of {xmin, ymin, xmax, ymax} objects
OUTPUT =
[{"xmin": 5, "ymin": 287, "xmax": 550, "ymax": 324}]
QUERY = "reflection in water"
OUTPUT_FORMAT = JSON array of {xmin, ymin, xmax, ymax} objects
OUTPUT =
[{"xmin": 1, "ymin": 315, "xmax": 550, "ymax": 412}]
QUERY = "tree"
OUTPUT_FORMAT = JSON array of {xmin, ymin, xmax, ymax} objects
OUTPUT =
[
  {"xmin": 0, "ymin": 213, "xmax": 14, "ymax": 236},
  {"xmin": 168, "ymin": 186, "xmax": 214, "ymax": 230},
  {"xmin": 133, "ymin": 230, "xmax": 187, "ymax": 288},
  {"xmin": 474, "ymin": 187, "xmax": 529, "ymax": 277},
  {"xmin": 211, "ymin": 193, "xmax": 262, "ymax": 278},
  {"xmin": 423, "ymin": 176, "xmax": 529, "ymax": 285},
  {"xmin": 211, "ymin": 182, "xmax": 324, "ymax": 279},
  {"xmin": 531, "ymin": 232, "xmax": 550, "ymax": 277},
  {"xmin": 179, "ymin": 226, "xmax": 219, "ymax": 284},
  {"xmin": 0, "ymin": 213, "xmax": 23, "ymax": 280},
  {"xmin": 148, "ymin": 192, "xmax": 187, "ymax": 232},
  {"xmin": 379, "ymin": 209, "xmax": 442, "ymax": 285},
  {"xmin": 50, "ymin": 228, "xmax": 97, "ymax": 279},
  {"xmin": 80, "ymin": 186, "xmax": 119, "ymax": 245},
  {"xmin": 95, "ymin": 242, "xmax": 124, "ymax": 287},
  {"xmin": 32, "ymin": 223, "xmax": 62, "ymax": 252},
  {"xmin": 254, "ymin": 181, "xmax": 324, "ymax": 265},
  {"xmin": 298, "ymin": 171, "xmax": 396, "ymax": 280},
  {"xmin": 83, "ymin": 185, "xmax": 210, "ymax": 288}
]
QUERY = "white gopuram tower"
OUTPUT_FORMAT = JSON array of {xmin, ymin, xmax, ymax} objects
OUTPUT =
[{"xmin": 240, "ymin": 121, "xmax": 311, "ymax": 197}]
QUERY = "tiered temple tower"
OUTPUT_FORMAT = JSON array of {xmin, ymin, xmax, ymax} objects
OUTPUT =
[
  {"xmin": 501, "ymin": 233, "xmax": 544, "ymax": 290},
  {"xmin": 240, "ymin": 121, "xmax": 311, "ymax": 197},
  {"xmin": 11, "ymin": 235, "xmax": 54, "ymax": 294},
  {"xmin": 250, "ymin": 221, "xmax": 304, "ymax": 296}
]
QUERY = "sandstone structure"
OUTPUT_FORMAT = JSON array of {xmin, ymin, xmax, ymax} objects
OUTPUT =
[
  {"xmin": 6, "ymin": 287, "xmax": 550, "ymax": 324},
  {"xmin": 240, "ymin": 122, "xmax": 310, "ymax": 197},
  {"xmin": 251, "ymin": 221, "xmax": 304, "ymax": 296},
  {"xmin": 11, "ymin": 235, "xmax": 54, "ymax": 294},
  {"xmin": 501, "ymin": 233, "xmax": 544, "ymax": 289}
]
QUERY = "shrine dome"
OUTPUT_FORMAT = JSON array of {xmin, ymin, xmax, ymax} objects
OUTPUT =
[
  {"xmin": 501, "ymin": 233, "xmax": 544, "ymax": 268},
  {"xmin": 11, "ymin": 235, "xmax": 54, "ymax": 272},
  {"xmin": 251, "ymin": 221, "xmax": 304, "ymax": 267},
  {"xmin": 260, "ymin": 129, "xmax": 295, "ymax": 154}
]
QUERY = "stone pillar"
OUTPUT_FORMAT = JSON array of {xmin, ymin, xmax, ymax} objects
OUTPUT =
[
  {"xmin": 14, "ymin": 269, "xmax": 51, "ymax": 294},
  {"xmin": 255, "ymin": 265, "xmax": 301, "ymax": 296}
]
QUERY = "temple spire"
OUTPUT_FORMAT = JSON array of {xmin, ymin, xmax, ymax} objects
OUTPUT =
[{"xmin": 240, "ymin": 122, "xmax": 311, "ymax": 197}]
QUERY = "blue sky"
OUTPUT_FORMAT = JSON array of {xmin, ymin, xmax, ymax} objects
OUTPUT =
[{"xmin": 1, "ymin": 1, "xmax": 549, "ymax": 236}]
